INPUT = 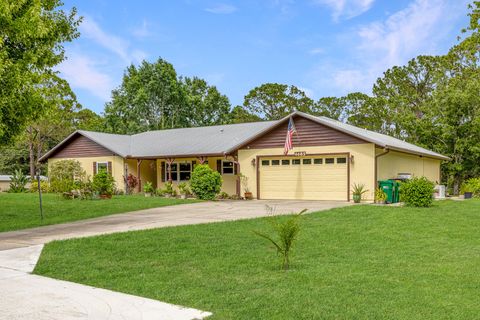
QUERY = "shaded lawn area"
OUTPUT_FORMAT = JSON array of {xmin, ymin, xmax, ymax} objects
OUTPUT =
[
  {"xmin": 35, "ymin": 200, "xmax": 480, "ymax": 320},
  {"xmin": 0, "ymin": 193, "xmax": 198, "ymax": 232}
]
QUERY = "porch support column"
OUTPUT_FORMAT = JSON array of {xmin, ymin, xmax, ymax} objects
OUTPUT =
[
  {"xmin": 166, "ymin": 158, "xmax": 175, "ymax": 182},
  {"xmin": 137, "ymin": 159, "xmax": 142, "ymax": 192}
]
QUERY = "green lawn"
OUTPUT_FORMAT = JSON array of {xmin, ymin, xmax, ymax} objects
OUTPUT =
[
  {"xmin": 34, "ymin": 200, "xmax": 480, "ymax": 319},
  {"xmin": 0, "ymin": 193, "xmax": 197, "ymax": 232}
]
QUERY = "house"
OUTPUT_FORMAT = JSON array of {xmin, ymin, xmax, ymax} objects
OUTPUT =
[{"xmin": 39, "ymin": 111, "xmax": 449, "ymax": 201}]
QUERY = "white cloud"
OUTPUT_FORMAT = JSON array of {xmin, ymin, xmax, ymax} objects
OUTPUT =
[
  {"xmin": 205, "ymin": 3, "xmax": 237, "ymax": 14},
  {"xmin": 298, "ymin": 86, "xmax": 315, "ymax": 99},
  {"xmin": 80, "ymin": 16, "xmax": 146, "ymax": 64},
  {"xmin": 58, "ymin": 53, "xmax": 113, "ymax": 101},
  {"xmin": 314, "ymin": 0, "xmax": 375, "ymax": 21},
  {"xmin": 307, "ymin": 0, "xmax": 466, "ymax": 96}
]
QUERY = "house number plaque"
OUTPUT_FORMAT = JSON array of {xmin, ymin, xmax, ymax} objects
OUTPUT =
[{"xmin": 294, "ymin": 151, "xmax": 307, "ymax": 156}]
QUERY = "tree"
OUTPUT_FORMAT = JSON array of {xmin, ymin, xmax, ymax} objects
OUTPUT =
[
  {"xmin": 243, "ymin": 83, "xmax": 314, "ymax": 120},
  {"xmin": 181, "ymin": 77, "xmax": 231, "ymax": 126},
  {"xmin": 104, "ymin": 58, "xmax": 186, "ymax": 134},
  {"xmin": 228, "ymin": 106, "xmax": 263, "ymax": 124},
  {"xmin": 0, "ymin": 0, "xmax": 81, "ymax": 144}
]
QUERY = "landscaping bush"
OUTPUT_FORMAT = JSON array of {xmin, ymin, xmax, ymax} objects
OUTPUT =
[
  {"xmin": 190, "ymin": 164, "xmax": 222, "ymax": 200},
  {"xmin": 162, "ymin": 181, "xmax": 176, "ymax": 197},
  {"xmin": 124, "ymin": 173, "xmax": 138, "ymax": 194},
  {"xmin": 461, "ymin": 178, "xmax": 480, "ymax": 198},
  {"xmin": 30, "ymin": 180, "xmax": 50, "ymax": 193},
  {"xmin": 400, "ymin": 177, "xmax": 435, "ymax": 207},
  {"xmin": 49, "ymin": 160, "xmax": 86, "ymax": 193},
  {"xmin": 92, "ymin": 171, "xmax": 116, "ymax": 197},
  {"xmin": 143, "ymin": 181, "xmax": 154, "ymax": 194},
  {"xmin": 8, "ymin": 169, "xmax": 29, "ymax": 193}
]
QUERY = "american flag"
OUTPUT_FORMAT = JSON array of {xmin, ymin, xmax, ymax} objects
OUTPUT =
[{"xmin": 284, "ymin": 117, "xmax": 296, "ymax": 155}]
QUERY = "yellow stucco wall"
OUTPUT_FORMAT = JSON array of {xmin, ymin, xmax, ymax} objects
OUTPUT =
[
  {"xmin": 0, "ymin": 181, "xmax": 10, "ymax": 192},
  {"xmin": 238, "ymin": 143, "xmax": 377, "ymax": 201},
  {"xmin": 155, "ymin": 157, "xmax": 237, "ymax": 195},
  {"xmin": 377, "ymin": 150, "xmax": 441, "ymax": 183},
  {"xmin": 125, "ymin": 159, "xmax": 157, "ymax": 192},
  {"xmin": 48, "ymin": 156, "xmax": 125, "ymax": 191}
]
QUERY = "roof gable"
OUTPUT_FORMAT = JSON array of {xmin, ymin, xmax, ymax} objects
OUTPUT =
[{"xmin": 241, "ymin": 115, "xmax": 365, "ymax": 149}]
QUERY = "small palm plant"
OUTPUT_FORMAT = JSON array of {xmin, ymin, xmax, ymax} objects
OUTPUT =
[
  {"xmin": 254, "ymin": 206, "xmax": 307, "ymax": 270},
  {"xmin": 352, "ymin": 183, "xmax": 368, "ymax": 203}
]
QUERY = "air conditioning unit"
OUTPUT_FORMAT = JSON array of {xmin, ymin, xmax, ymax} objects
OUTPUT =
[{"xmin": 397, "ymin": 173, "xmax": 412, "ymax": 180}]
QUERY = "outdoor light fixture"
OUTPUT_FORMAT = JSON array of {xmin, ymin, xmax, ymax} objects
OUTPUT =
[
  {"xmin": 350, "ymin": 155, "xmax": 355, "ymax": 164},
  {"xmin": 251, "ymin": 158, "xmax": 256, "ymax": 167}
]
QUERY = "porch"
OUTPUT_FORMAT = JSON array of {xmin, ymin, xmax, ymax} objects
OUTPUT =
[{"xmin": 125, "ymin": 156, "xmax": 240, "ymax": 196}]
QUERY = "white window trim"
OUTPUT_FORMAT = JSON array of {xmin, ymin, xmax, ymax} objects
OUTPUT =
[
  {"xmin": 222, "ymin": 160, "xmax": 235, "ymax": 175},
  {"xmin": 164, "ymin": 161, "xmax": 192, "ymax": 182},
  {"xmin": 96, "ymin": 161, "xmax": 109, "ymax": 173}
]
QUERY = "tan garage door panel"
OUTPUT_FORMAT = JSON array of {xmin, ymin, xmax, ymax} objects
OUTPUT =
[{"xmin": 259, "ymin": 156, "xmax": 348, "ymax": 200}]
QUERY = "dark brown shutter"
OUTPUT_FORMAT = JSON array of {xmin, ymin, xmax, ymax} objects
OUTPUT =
[
  {"xmin": 107, "ymin": 161, "xmax": 112, "ymax": 175},
  {"xmin": 234, "ymin": 162, "xmax": 238, "ymax": 175},
  {"xmin": 192, "ymin": 160, "xmax": 196, "ymax": 169},
  {"xmin": 216, "ymin": 159, "xmax": 222, "ymax": 173},
  {"xmin": 161, "ymin": 161, "xmax": 166, "ymax": 182},
  {"xmin": 93, "ymin": 162, "xmax": 97, "ymax": 175}
]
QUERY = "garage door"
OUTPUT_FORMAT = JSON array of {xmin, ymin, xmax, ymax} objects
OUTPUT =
[{"xmin": 258, "ymin": 155, "xmax": 349, "ymax": 201}]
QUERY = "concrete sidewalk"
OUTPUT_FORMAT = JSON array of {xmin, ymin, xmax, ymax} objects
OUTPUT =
[
  {"xmin": 0, "ymin": 200, "xmax": 350, "ymax": 250},
  {"xmin": 0, "ymin": 245, "xmax": 211, "ymax": 320}
]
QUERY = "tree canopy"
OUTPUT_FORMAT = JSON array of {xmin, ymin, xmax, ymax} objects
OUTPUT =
[
  {"xmin": 0, "ymin": 0, "xmax": 81, "ymax": 144},
  {"xmin": 103, "ymin": 59, "xmax": 232, "ymax": 134}
]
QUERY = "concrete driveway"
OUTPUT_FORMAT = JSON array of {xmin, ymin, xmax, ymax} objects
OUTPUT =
[
  {"xmin": 0, "ymin": 200, "xmax": 350, "ymax": 250},
  {"xmin": 0, "ymin": 200, "xmax": 350, "ymax": 320}
]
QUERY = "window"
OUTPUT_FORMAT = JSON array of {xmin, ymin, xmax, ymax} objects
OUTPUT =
[
  {"xmin": 292, "ymin": 159, "xmax": 301, "ymax": 165},
  {"xmin": 271, "ymin": 160, "xmax": 280, "ymax": 166},
  {"xmin": 261, "ymin": 160, "xmax": 270, "ymax": 166},
  {"xmin": 179, "ymin": 162, "xmax": 191, "ymax": 181},
  {"xmin": 282, "ymin": 159, "xmax": 290, "ymax": 165},
  {"xmin": 337, "ymin": 157, "xmax": 347, "ymax": 164},
  {"xmin": 169, "ymin": 163, "xmax": 178, "ymax": 181},
  {"xmin": 313, "ymin": 158, "xmax": 323, "ymax": 165},
  {"xmin": 325, "ymin": 158, "xmax": 335, "ymax": 164},
  {"xmin": 96, "ymin": 162, "xmax": 108, "ymax": 173},
  {"xmin": 302, "ymin": 159, "xmax": 312, "ymax": 165},
  {"xmin": 164, "ymin": 162, "xmax": 193, "ymax": 182},
  {"xmin": 222, "ymin": 161, "xmax": 234, "ymax": 174}
]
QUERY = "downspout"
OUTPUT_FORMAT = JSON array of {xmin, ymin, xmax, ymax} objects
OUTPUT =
[{"xmin": 374, "ymin": 148, "xmax": 390, "ymax": 189}]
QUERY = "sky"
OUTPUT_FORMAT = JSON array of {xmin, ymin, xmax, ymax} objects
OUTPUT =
[{"xmin": 58, "ymin": 0, "xmax": 471, "ymax": 114}]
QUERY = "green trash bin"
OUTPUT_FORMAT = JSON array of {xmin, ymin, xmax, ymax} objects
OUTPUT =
[
  {"xmin": 379, "ymin": 180, "xmax": 395, "ymax": 203},
  {"xmin": 387, "ymin": 179, "xmax": 401, "ymax": 203}
]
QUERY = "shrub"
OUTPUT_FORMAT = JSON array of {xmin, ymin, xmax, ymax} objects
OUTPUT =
[
  {"xmin": 254, "ymin": 206, "xmax": 307, "ymax": 270},
  {"xmin": 217, "ymin": 191, "xmax": 230, "ymax": 199},
  {"xmin": 124, "ymin": 173, "xmax": 138, "ymax": 194},
  {"xmin": 30, "ymin": 180, "xmax": 50, "ymax": 193},
  {"xmin": 400, "ymin": 176, "xmax": 435, "ymax": 207},
  {"xmin": 190, "ymin": 164, "xmax": 222, "ymax": 200},
  {"xmin": 461, "ymin": 178, "xmax": 480, "ymax": 198},
  {"xmin": 374, "ymin": 188, "xmax": 387, "ymax": 203},
  {"xmin": 9, "ymin": 169, "xmax": 29, "ymax": 193},
  {"xmin": 49, "ymin": 160, "xmax": 86, "ymax": 193},
  {"xmin": 92, "ymin": 171, "xmax": 116, "ymax": 196},
  {"xmin": 162, "ymin": 181, "xmax": 176, "ymax": 196},
  {"xmin": 143, "ymin": 181, "xmax": 154, "ymax": 193},
  {"xmin": 178, "ymin": 182, "xmax": 191, "ymax": 196}
]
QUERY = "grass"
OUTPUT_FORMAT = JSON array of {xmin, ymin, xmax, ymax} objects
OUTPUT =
[
  {"xmin": 34, "ymin": 200, "xmax": 480, "ymax": 319},
  {"xmin": 0, "ymin": 193, "xmax": 197, "ymax": 232}
]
